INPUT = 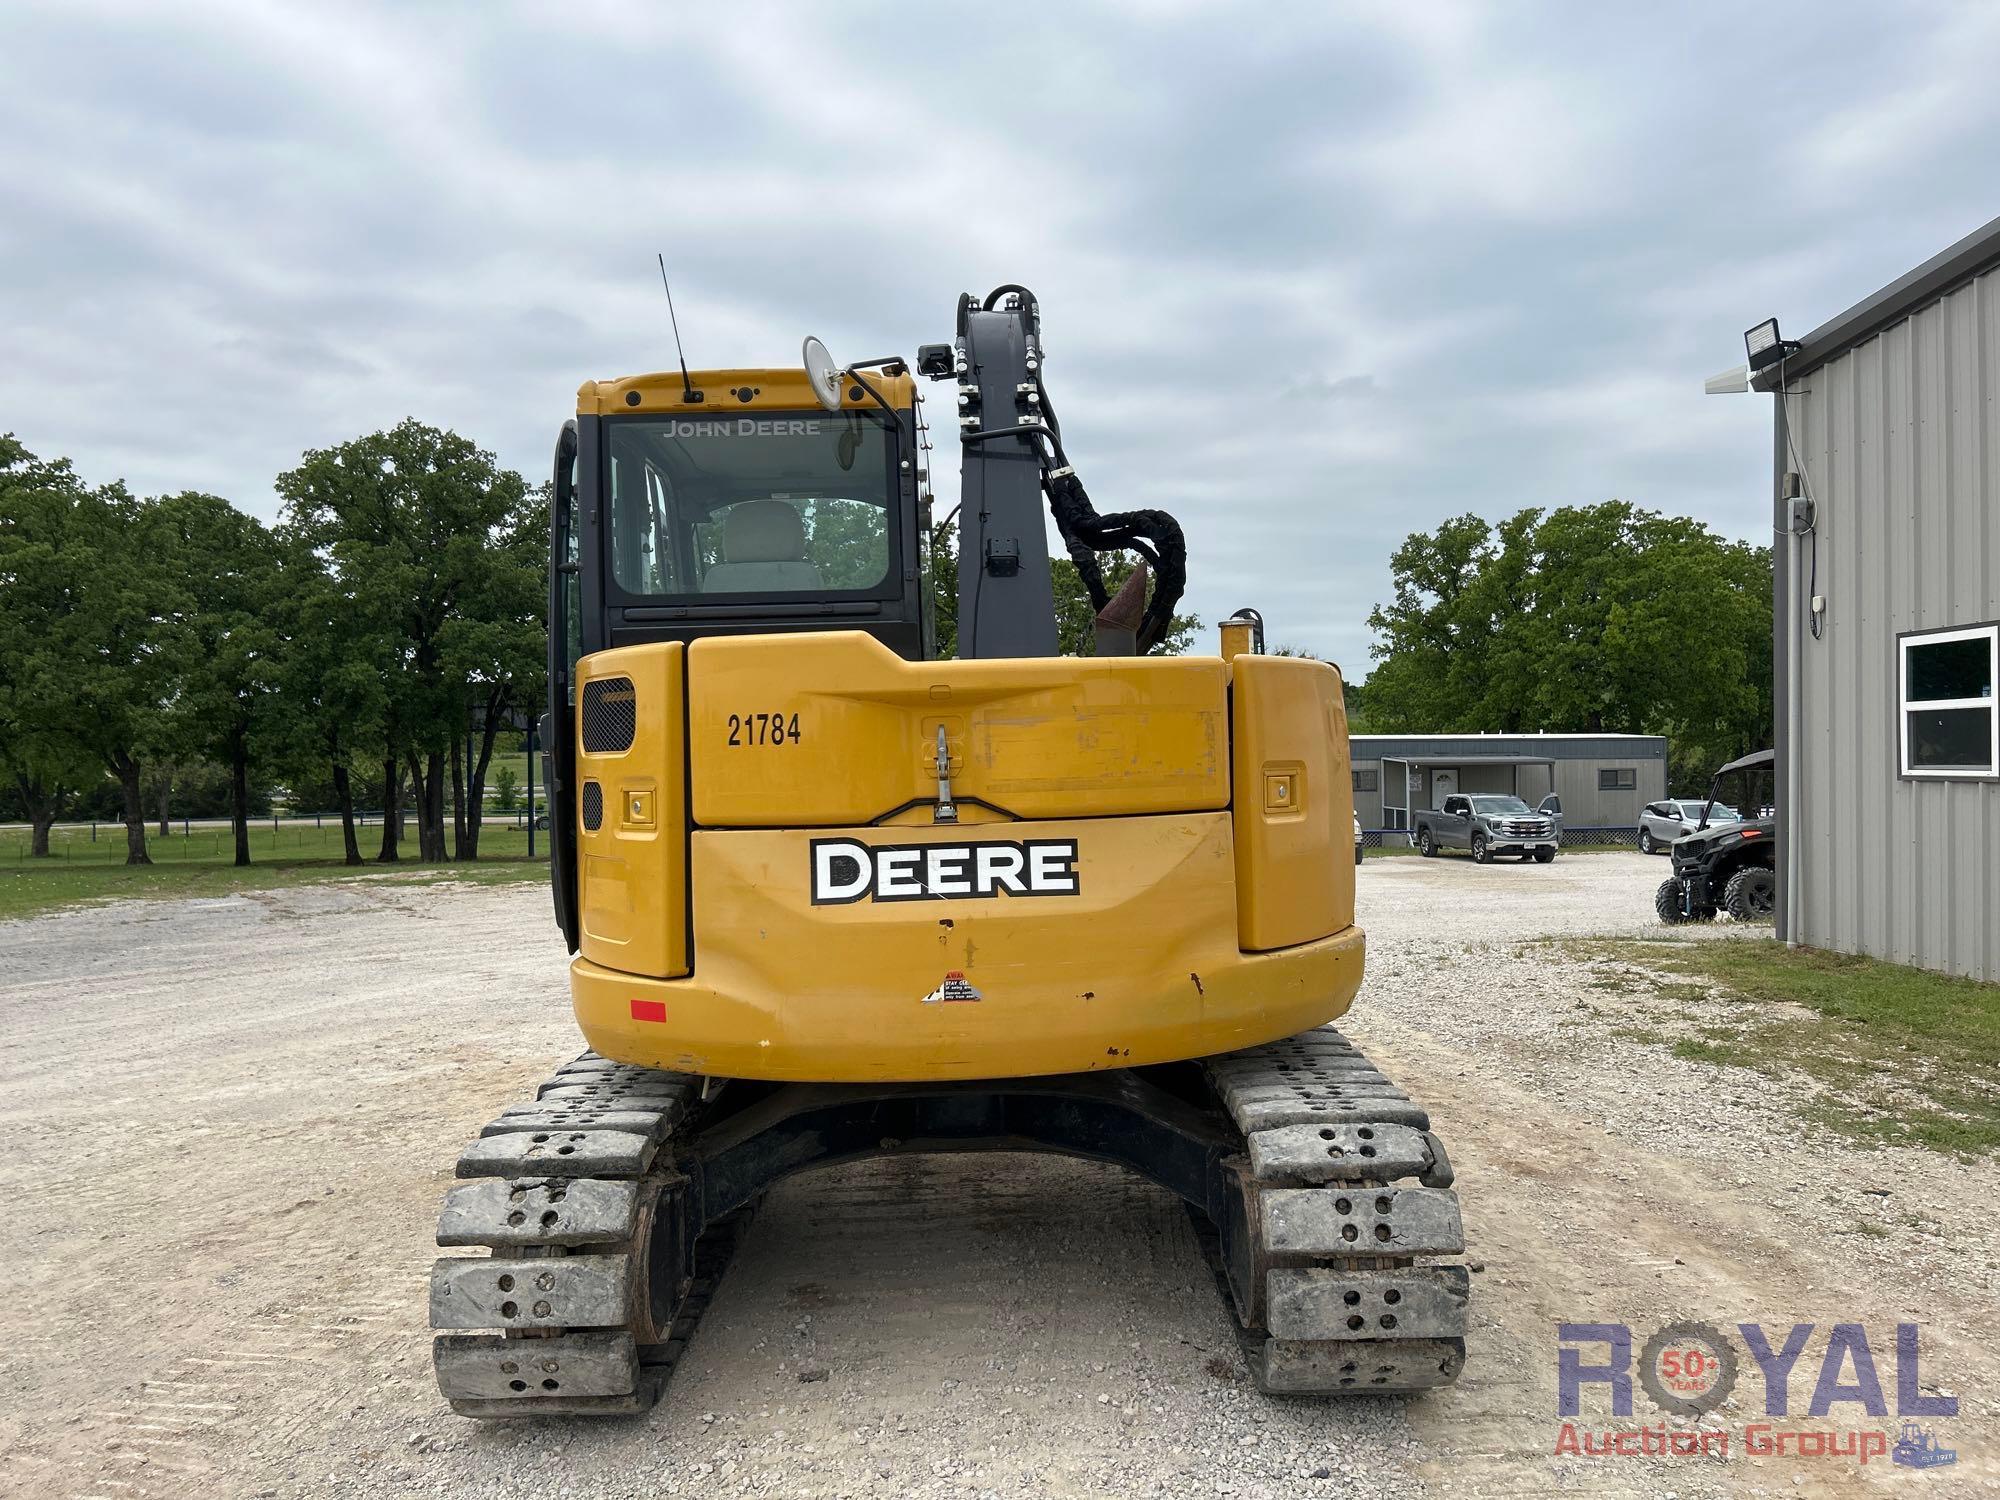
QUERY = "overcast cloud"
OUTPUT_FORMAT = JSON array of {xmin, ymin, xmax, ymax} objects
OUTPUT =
[{"xmin": 3, "ymin": 2, "xmax": 1995, "ymax": 672}]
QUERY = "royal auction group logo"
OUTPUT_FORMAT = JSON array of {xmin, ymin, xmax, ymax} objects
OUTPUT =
[
  {"xmin": 1556, "ymin": 1321, "xmax": 1959, "ymax": 1469},
  {"xmin": 1637, "ymin": 1320, "xmax": 1739, "ymax": 1417}
]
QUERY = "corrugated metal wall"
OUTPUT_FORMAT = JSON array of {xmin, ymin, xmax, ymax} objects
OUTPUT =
[
  {"xmin": 1346, "ymin": 747, "xmax": 1665, "ymax": 826},
  {"xmin": 1783, "ymin": 264, "xmax": 2000, "ymax": 981},
  {"xmin": 1352, "ymin": 775, "xmax": 1385, "ymax": 828},
  {"xmin": 1547, "ymin": 757, "xmax": 1666, "ymax": 826}
]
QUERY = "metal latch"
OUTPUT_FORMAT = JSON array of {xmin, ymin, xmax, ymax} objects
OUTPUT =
[{"xmin": 933, "ymin": 724, "xmax": 958, "ymax": 824}]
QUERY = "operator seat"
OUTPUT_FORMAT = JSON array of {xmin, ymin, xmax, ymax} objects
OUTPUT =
[{"xmin": 701, "ymin": 500, "xmax": 822, "ymax": 593}]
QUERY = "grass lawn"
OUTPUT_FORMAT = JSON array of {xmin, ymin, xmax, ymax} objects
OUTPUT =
[
  {"xmin": 0, "ymin": 820, "xmax": 548, "ymax": 922},
  {"xmin": 474, "ymin": 748, "xmax": 542, "ymax": 801},
  {"xmin": 1563, "ymin": 935, "xmax": 2000, "ymax": 1157}
]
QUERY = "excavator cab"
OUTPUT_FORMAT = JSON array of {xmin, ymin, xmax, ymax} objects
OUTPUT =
[
  {"xmin": 551, "ymin": 365, "xmax": 928, "ymax": 663},
  {"xmin": 434, "ymin": 287, "xmax": 1470, "ymax": 1418},
  {"xmin": 545, "ymin": 364, "xmax": 929, "ymax": 950}
]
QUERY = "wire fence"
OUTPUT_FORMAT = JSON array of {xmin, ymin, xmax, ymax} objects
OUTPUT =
[{"xmin": 1550, "ymin": 826, "xmax": 1643, "ymax": 849}]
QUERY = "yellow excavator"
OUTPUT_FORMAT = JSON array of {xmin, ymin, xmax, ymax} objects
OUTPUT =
[{"xmin": 428, "ymin": 285, "xmax": 1468, "ymax": 1414}]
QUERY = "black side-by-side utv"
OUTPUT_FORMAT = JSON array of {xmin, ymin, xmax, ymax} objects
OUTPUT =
[{"xmin": 1655, "ymin": 748, "xmax": 1777, "ymax": 924}]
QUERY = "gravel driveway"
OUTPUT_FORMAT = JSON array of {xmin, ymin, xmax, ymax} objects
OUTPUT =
[{"xmin": 2, "ymin": 856, "xmax": 1993, "ymax": 1498}]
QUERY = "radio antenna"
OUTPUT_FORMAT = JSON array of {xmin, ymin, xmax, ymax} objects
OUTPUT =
[{"xmin": 657, "ymin": 253, "xmax": 701, "ymax": 403}]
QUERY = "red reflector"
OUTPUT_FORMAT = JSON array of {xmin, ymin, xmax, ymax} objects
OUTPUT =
[
  {"xmin": 1739, "ymin": 830, "xmax": 1762, "ymax": 839},
  {"xmin": 630, "ymin": 999, "xmax": 666, "ymax": 1023}
]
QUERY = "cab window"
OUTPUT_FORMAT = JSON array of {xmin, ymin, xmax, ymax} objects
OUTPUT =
[{"xmin": 604, "ymin": 413, "xmax": 897, "ymax": 600}]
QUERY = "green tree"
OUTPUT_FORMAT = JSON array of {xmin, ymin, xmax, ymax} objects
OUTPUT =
[
  {"xmin": 143, "ymin": 759, "xmax": 197, "ymax": 836},
  {"xmin": 77, "ymin": 491, "xmax": 187, "ymax": 863},
  {"xmin": 441, "ymin": 481, "xmax": 547, "ymax": 858},
  {"xmin": 154, "ymin": 492, "xmax": 285, "ymax": 866},
  {"xmin": 492, "ymin": 765, "xmax": 520, "ymax": 813},
  {"xmin": 1340, "ymin": 679, "xmax": 1373, "ymax": 733},
  {"xmin": 929, "ymin": 517, "xmax": 1198, "ymax": 659},
  {"xmin": 1360, "ymin": 502, "xmax": 1773, "ymax": 789},
  {"xmin": 800, "ymin": 495, "xmax": 890, "ymax": 591},
  {"xmin": 929, "ymin": 516, "xmax": 959, "ymax": 658},
  {"xmin": 264, "ymin": 539, "xmax": 390, "ymax": 865},
  {"xmin": 1, "ymin": 448, "xmax": 182, "ymax": 864},
  {"xmin": 278, "ymin": 420, "xmax": 533, "ymax": 863},
  {"xmin": 1051, "ymin": 552, "xmax": 1200, "ymax": 656},
  {"xmin": 1356, "ymin": 514, "xmax": 1497, "ymax": 732},
  {"xmin": 0, "ymin": 437, "xmax": 100, "ymax": 854}
]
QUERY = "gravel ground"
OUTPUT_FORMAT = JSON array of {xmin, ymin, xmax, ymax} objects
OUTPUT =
[{"xmin": 2, "ymin": 856, "xmax": 1995, "ymax": 1499}]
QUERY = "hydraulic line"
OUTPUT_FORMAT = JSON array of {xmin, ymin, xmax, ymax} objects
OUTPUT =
[{"xmin": 963, "ymin": 284, "xmax": 1189, "ymax": 652}]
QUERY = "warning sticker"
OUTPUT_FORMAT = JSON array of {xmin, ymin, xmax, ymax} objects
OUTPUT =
[{"xmin": 921, "ymin": 971, "xmax": 983, "ymax": 1004}]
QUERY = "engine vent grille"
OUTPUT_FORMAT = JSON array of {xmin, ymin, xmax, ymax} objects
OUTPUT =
[
  {"xmin": 581, "ymin": 781, "xmax": 604, "ymax": 830},
  {"xmin": 581, "ymin": 677, "xmax": 636, "ymax": 753}
]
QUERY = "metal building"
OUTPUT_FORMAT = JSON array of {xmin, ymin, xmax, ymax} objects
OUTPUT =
[
  {"xmin": 1759, "ymin": 215, "xmax": 2000, "ymax": 981},
  {"xmin": 1350, "ymin": 733, "xmax": 1667, "ymax": 833}
]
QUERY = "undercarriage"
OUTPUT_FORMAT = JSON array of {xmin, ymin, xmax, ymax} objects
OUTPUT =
[{"xmin": 430, "ymin": 1028, "xmax": 1467, "ymax": 1415}]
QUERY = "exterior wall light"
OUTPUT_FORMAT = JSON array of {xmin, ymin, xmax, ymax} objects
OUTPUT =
[{"xmin": 1744, "ymin": 317, "xmax": 1802, "ymax": 373}]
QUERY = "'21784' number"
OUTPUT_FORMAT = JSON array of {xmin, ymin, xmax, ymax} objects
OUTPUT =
[{"xmin": 727, "ymin": 712, "xmax": 801, "ymax": 746}]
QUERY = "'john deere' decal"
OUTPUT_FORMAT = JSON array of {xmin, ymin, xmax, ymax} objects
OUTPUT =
[{"xmin": 810, "ymin": 837, "xmax": 1080, "ymax": 904}]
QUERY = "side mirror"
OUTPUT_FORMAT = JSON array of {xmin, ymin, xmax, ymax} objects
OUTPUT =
[{"xmin": 802, "ymin": 336, "xmax": 844, "ymax": 413}]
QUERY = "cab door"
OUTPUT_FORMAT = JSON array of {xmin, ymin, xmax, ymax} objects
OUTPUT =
[
  {"xmin": 1442, "ymin": 794, "xmax": 1471, "ymax": 847},
  {"xmin": 1537, "ymin": 793, "xmax": 1564, "ymax": 834},
  {"xmin": 548, "ymin": 421, "xmax": 583, "ymax": 950}
]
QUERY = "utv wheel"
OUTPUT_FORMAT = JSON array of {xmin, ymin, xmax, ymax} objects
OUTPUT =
[
  {"xmin": 1655, "ymin": 878, "xmax": 1686, "ymax": 924},
  {"xmin": 1354, "ymin": 844, "xmax": 1364, "ymax": 866},
  {"xmin": 1723, "ymin": 866, "xmax": 1777, "ymax": 921},
  {"xmin": 1534, "ymin": 847, "xmax": 1556, "ymax": 864},
  {"xmin": 1639, "ymin": 828, "xmax": 1656, "ymax": 855},
  {"xmin": 1471, "ymin": 833, "xmax": 1490, "ymax": 864},
  {"xmin": 1418, "ymin": 829, "xmax": 1436, "ymax": 857}
]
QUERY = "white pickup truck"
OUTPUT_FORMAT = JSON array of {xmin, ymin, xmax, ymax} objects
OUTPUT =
[{"xmin": 1412, "ymin": 794, "xmax": 1559, "ymax": 864}]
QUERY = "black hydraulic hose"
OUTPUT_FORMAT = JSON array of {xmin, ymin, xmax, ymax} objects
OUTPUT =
[
  {"xmin": 962, "ymin": 421, "xmax": 1070, "ymax": 459},
  {"xmin": 1038, "ymin": 388, "xmax": 1064, "ymax": 447},
  {"xmin": 963, "ymin": 282, "xmax": 1189, "ymax": 652},
  {"xmin": 958, "ymin": 392, "xmax": 1186, "ymax": 650},
  {"xmin": 1045, "ymin": 469, "xmax": 1187, "ymax": 651},
  {"xmin": 984, "ymin": 283, "xmax": 1040, "ymax": 317},
  {"xmin": 842, "ymin": 368, "xmax": 904, "ymax": 430}
]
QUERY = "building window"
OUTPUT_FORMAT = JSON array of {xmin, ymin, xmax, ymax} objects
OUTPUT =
[
  {"xmin": 1352, "ymin": 768, "xmax": 1378, "ymax": 793},
  {"xmin": 1598, "ymin": 768, "xmax": 1637, "ymax": 791},
  {"xmin": 1901, "ymin": 623, "xmax": 1998, "ymax": 778}
]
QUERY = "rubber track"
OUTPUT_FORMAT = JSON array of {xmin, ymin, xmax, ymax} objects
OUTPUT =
[
  {"xmin": 1198, "ymin": 1025, "xmax": 1468, "ymax": 1394},
  {"xmin": 432, "ymin": 1028, "xmax": 1468, "ymax": 1415},
  {"xmin": 429, "ymin": 1054, "xmax": 741, "ymax": 1417}
]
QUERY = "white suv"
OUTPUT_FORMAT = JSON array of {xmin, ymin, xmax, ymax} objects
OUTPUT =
[{"xmin": 1639, "ymin": 799, "xmax": 1738, "ymax": 855}]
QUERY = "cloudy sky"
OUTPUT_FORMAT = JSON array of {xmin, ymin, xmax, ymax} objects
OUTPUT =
[{"xmin": 4, "ymin": 3, "xmax": 1995, "ymax": 673}]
